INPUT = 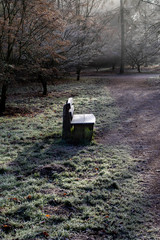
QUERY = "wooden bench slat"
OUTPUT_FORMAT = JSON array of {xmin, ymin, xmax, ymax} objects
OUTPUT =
[
  {"xmin": 67, "ymin": 97, "xmax": 73, "ymax": 106},
  {"xmin": 71, "ymin": 114, "xmax": 95, "ymax": 125}
]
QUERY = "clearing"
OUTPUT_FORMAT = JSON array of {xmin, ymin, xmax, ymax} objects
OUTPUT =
[{"xmin": 0, "ymin": 73, "xmax": 160, "ymax": 240}]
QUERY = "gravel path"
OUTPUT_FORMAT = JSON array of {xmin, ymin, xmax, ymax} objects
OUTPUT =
[{"xmin": 99, "ymin": 74, "xmax": 160, "ymax": 237}]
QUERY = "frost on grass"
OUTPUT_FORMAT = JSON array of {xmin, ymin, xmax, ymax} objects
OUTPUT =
[{"xmin": 0, "ymin": 78, "xmax": 158, "ymax": 239}]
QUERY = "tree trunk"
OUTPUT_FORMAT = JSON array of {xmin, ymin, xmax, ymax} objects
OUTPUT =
[
  {"xmin": 42, "ymin": 79, "xmax": 47, "ymax": 95},
  {"xmin": 57, "ymin": 0, "xmax": 60, "ymax": 8},
  {"xmin": 0, "ymin": 82, "xmax": 8, "ymax": 115},
  {"xmin": 76, "ymin": 68, "xmax": 81, "ymax": 81},
  {"xmin": 38, "ymin": 74, "xmax": 47, "ymax": 95},
  {"xmin": 6, "ymin": 42, "xmax": 13, "ymax": 63},
  {"xmin": 132, "ymin": 64, "xmax": 135, "ymax": 69},
  {"xmin": 137, "ymin": 64, "xmax": 141, "ymax": 73},
  {"xmin": 120, "ymin": 0, "xmax": 125, "ymax": 74}
]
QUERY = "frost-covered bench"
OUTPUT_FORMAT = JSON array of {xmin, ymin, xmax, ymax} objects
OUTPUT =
[{"xmin": 62, "ymin": 98, "xmax": 96, "ymax": 142}]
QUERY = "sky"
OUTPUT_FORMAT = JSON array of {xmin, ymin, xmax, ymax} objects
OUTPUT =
[{"xmin": 102, "ymin": 0, "xmax": 120, "ymax": 10}]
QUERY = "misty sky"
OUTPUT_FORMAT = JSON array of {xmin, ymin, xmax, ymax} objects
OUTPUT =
[{"xmin": 103, "ymin": 0, "xmax": 120, "ymax": 10}]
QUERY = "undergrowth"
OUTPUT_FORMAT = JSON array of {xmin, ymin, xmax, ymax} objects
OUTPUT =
[{"xmin": 0, "ymin": 78, "xmax": 158, "ymax": 239}]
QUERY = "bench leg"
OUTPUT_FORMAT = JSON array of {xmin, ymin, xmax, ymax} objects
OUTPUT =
[{"xmin": 72, "ymin": 124, "xmax": 94, "ymax": 143}]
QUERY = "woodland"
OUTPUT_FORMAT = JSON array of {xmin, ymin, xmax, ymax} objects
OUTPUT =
[
  {"xmin": 0, "ymin": 0, "xmax": 160, "ymax": 240},
  {"xmin": 0, "ymin": 0, "xmax": 159, "ymax": 114}
]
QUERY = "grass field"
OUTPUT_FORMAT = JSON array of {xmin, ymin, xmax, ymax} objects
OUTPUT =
[{"xmin": 0, "ymin": 78, "xmax": 158, "ymax": 239}]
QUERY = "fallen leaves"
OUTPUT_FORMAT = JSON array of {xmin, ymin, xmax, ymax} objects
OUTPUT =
[
  {"xmin": 26, "ymin": 195, "xmax": 32, "ymax": 200},
  {"xmin": 42, "ymin": 231, "xmax": 49, "ymax": 238},
  {"xmin": 8, "ymin": 197, "xmax": 21, "ymax": 203},
  {"xmin": 2, "ymin": 224, "xmax": 12, "ymax": 233}
]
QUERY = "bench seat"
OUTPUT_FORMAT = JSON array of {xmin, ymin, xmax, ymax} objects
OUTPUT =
[{"xmin": 71, "ymin": 114, "xmax": 95, "ymax": 125}]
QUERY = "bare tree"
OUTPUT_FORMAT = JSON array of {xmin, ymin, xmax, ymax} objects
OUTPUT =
[
  {"xmin": 0, "ymin": 0, "xmax": 64, "ymax": 64},
  {"xmin": 125, "ymin": 0, "xmax": 160, "ymax": 71},
  {"xmin": 58, "ymin": 0, "xmax": 108, "ymax": 80},
  {"xmin": 0, "ymin": 0, "xmax": 66, "ymax": 113}
]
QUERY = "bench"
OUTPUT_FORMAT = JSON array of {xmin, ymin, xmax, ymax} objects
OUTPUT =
[{"xmin": 62, "ymin": 98, "xmax": 96, "ymax": 142}]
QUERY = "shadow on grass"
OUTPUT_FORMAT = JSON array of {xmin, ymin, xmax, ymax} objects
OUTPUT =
[{"xmin": 8, "ymin": 133, "xmax": 86, "ymax": 177}]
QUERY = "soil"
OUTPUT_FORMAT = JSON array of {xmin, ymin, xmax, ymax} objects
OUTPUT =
[{"xmin": 98, "ymin": 74, "xmax": 160, "ymax": 236}]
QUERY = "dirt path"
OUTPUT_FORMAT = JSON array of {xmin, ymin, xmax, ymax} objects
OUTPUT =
[{"xmin": 100, "ymin": 75, "xmax": 160, "ymax": 236}]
